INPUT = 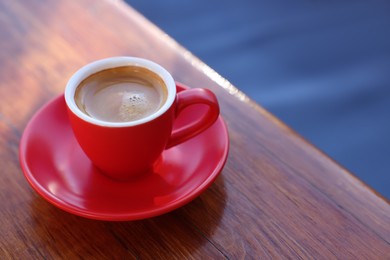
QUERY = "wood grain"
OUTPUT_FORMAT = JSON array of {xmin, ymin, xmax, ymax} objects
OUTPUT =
[{"xmin": 0, "ymin": 0, "xmax": 389, "ymax": 259}]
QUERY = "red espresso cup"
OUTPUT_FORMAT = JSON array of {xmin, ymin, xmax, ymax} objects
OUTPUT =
[{"xmin": 64, "ymin": 57, "xmax": 219, "ymax": 180}]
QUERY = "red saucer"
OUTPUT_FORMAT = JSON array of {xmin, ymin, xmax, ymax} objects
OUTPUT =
[{"xmin": 19, "ymin": 84, "xmax": 229, "ymax": 221}]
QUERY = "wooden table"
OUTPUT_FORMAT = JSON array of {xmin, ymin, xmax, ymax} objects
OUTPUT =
[{"xmin": 1, "ymin": 0, "xmax": 389, "ymax": 258}]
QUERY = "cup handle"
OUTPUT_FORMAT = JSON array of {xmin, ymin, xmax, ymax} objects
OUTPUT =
[{"xmin": 165, "ymin": 88, "xmax": 220, "ymax": 149}]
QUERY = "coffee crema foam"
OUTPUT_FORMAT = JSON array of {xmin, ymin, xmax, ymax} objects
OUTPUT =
[{"xmin": 75, "ymin": 66, "xmax": 168, "ymax": 123}]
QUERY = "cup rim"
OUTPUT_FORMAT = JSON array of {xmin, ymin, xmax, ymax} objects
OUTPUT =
[{"xmin": 64, "ymin": 57, "xmax": 176, "ymax": 127}]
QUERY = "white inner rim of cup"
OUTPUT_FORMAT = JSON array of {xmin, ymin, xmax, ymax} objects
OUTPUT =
[{"xmin": 64, "ymin": 57, "xmax": 176, "ymax": 127}]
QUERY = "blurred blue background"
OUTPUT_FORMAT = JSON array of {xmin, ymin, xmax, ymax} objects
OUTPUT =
[{"xmin": 125, "ymin": 0, "xmax": 390, "ymax": 199}]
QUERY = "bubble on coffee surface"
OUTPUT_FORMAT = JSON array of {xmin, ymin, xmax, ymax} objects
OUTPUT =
[{"xmin": 119, "ymin": 92, "xmax": 155, "ymax": 121}]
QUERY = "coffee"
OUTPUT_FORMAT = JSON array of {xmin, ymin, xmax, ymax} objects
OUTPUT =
[{"xmin": 75, "ymin": 66, "xmax": 167, "ymax": 122}]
